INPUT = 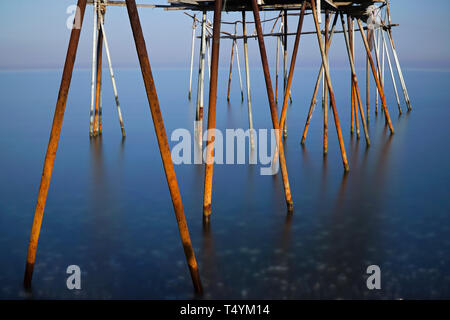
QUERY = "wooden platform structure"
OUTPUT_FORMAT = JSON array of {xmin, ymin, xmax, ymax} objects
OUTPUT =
[{"xmin": 24, "ymin": 0, "xmax": 411, "ymax": 295}]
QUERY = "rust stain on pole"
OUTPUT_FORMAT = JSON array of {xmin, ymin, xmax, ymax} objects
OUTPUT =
[
  {"xmin": 125, "ymin": 0, "xmax": 202, "ymax": 293},
  {"xmin": 251, "ymin": 0, "xmax": 293, "ymax": 212},
  {"xmin": 357, "ymin": 18, "xmax": 394, "ymax": 134},
  {"xmin": 203, "ymin": 0, "xmax": 223, "ymax": 219},
  {"xmin": 24, "ymin": 0, "xmax": 88, "ymax": 289}
]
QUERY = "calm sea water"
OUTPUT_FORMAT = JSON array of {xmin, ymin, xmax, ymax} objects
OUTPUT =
[{"xmin": 0, "ymin": 67, "xmax": 449, "ymax": 299}]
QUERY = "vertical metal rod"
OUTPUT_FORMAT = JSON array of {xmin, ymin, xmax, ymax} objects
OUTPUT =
[
  {"xmin": 98, "ymin": 5, "xmax": 126, "ymax": 136},
  {"xmin": 188, "ymin": 14, "xmax": 196, "ymax": 100},
  {"xmin": 125, "ymin": 0, "xmax": 202, "ymax": 293},
  {"xmin": 375, "ymin": 27, "xmax": 381, "ymax": 114},
  {"xmin": 203, "ymin": 0, "xmax": 223, "ymax": 219},
  {"xmin": 300, "ymin": 12, "xmax": 338, "ymax": 145},
  {"xmin": 275, "ymin": 22, "xmax": 282, "ymax": 103},
  {"xmin": 366, "ymin": 50, "xmax": 370, "ymax": 122},
  {"xmin": 279, "ymin": 3, "xmax": 306, "ymax": 136},
  {"xmin": 349, "ymin": 15, "xmax": 359, "ymax": 139},
  {"xmin": 196, "ymin": 11, "xmax": 207, "ymax": 145},
  {"xmin": 382, "ymin": 29, "xmax": 402, "ymax": 114},
  {"xmin": 94, "ymin": 11, "xmax": 103, "ymax": 136},
  {"xmin": 340, "ymin": 12, "xmax": 370, "ymax": 145},
  {"xmin": 226, "ymin": 37, "xmax": 236, "ymax": 102},
  {"xmin": 234, "ymin": 30, "xmax": 244, "ymax": 102},
  {"xmin": 24, "ymin": 0, "xmax": 88, "ymax": 289},
  {"xmin": 206, "ymin": 36, "xmax": 211, "ymax": 81},
  {"xmin": 323, "ymin": 9, "xmax": 329, "ymax": 154},
  {"xmin": 311, "ymin": 0, "xmax": 349, "ymax": 172},
  {"xmin": 250, "ymin": 0, "xmax": 293, "ymax": 212},
  {"xmin": 242, "ymin": 11, "xmax": 255, "ymax": 149},
  {"xmin": 357, "ymin": 18, "xmax": 394, "ymax": 134},
  {"xmin": 386, "ymin": 0, "xmax": 412, "ymax": 110},
  {"xmin": 349, "ymin": 15, "xmax": 354, "ymax": 135},
  {"xmin": 90, "ymin": 0, "xmax": 98, "ymax": 136}
]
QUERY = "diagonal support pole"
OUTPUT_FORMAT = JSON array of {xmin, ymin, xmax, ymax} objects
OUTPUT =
[
  {"xmin": 98, "ymin": 6, "xmax": 126, "ymax": 137},
  {"xmin": 125, "ymin": 0, "xmax": 202, "ymax": 293},
  {"xmin": 279, "ymin": 2, "xmax": 306, "ymax": 137},
  {"xmin": 311, "ymin": 0, "xmax": 349, "ymax": 172},
  {"xmin": 357, "ymin": 18, "xmax": 394, "ymax": 134},
  {"xmin": 250, "ymin": 0, "xmax": 293, "ymax": 212},
  {"xmin": 301, "ymin": 12, "xmax": 338, "ymax": 146},
  {"xmin": 24, "ymin": 0, "xmax": 88, "ymax": 289},
  {"xmin": 340, "ymin": 12, "xmax": 370, "ymax": 146}
]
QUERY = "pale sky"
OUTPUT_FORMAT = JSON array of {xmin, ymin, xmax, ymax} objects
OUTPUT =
[{"xmin": 0, "ymin": 0, "xmax": 449, "ymax": 70}]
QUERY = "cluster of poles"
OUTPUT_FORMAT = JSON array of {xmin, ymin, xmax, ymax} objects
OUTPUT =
[{"xmin": 23, "ymin": 0, "xmax": 412, "ymax": 295}]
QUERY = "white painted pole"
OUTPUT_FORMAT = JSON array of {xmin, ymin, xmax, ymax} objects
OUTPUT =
[
  {"xmin": 387, "ymin": 31, "xmax": 412, "ymax": 110},
  {"xmin": 382, "ymin": 29, "xmax": 402, "ymax": 114},
  {"xmin": 234, "ymin": 40, "xmax": 244, "ymax": 102},
  {"xmin": 242, "ymin": 11, "xmax": 255, "ymax": 148},
  {"xmin": 188, "ymin": 14, "xmax": 196, "ymax": 100},
  {"xmin": 98, "ymin": 6, "xmax": 126, "ymax": 137},
  {"xmin": 196, "ymin": 11, "xmax": 207, "ymax": 146},
  {"xmin": 89, "ymin": 0, "xmax": 98, "ymax": 136}
]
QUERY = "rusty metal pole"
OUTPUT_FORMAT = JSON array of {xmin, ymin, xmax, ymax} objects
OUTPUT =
[
  {"xmin": 251, "ymin": 0, "xmax": 293, "ymax": 212},
  {"xmin": 203, "ymin": 0, "xmax": 223, "ymax": 219},
  {"xmin": 348, "ymin": 15, "xmax": 359, "ymax": 139},
  {"xmin": 323, "ymin": 9, "xmax": 330, "ymax": 154},
  {"xmin": 125, "ymin": 0, "xmax": 202, "ymax": 293},
  {"xmin": 300, "ymin": 12, "xmax": 338, "ymax": 145},
  {"xmin": 340, "ymin": 12, "xmax": 370, "ymax": 146},
  {"xmin": 94, "ymin": 10, "xmax": 103, "ymax": 136},
  {"xmin": 279, "ymin": 3, "xmax": 306, "ymax": 136},
  {"xmin": 348, "ymin": 15, "xmax": 354, "ymax": 135},
  {"xmin": 311, "ymin": 0, "xmax": 349, "ymax": 172},
  {"xmin": 24, "ymin": 0, "xmax": 88, "ymax": 289},
  {"xmin": 226, "ymin": 36, "xmax": 236, "ymax": 102},
  {"xmin": 357, "ymin": 18, "xmax": 394, "ymax": 134}
]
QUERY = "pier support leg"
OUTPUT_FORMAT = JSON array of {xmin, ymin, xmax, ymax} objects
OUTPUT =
[
  {"xmin": 279, "ymin": 3, "xmax": 306, "ymax": 139},
  {"xmin": 386, "ymin": 0, "xmax": 411, "ymax": 111},
  {"xmin": 242, "ymin": 11, "xmax": 255, "ymax": 149},
  {"xmin": 382, "ymin": 29, "xmax": 402, "ymax": 114},
  {"xmin": 357, "ymin": 19, "xmax": 394, "ymax": 134},
  {"xmin": 323, "ymin": 10, "xmax": 330, "ymax": 154},
  {"xmin": 98, "ymin": 7, "xmax": 126, "ymax": 137},
  {"xmin": 94, "ymin": 9, "xmax": 103, "ymax": 136},
  {"xmin": 203, "ymin": 0, "xmax": 223, "ymax": 219},
  {"xmin": 125, "ymin": 0, "xmax": 202, "ymax": 293},
  {"xmin": 226, "ymin": 36, "xmax": 235, "ymax": 102},
  {"xmin": 366, "ymin": 52, "xmax": 370, "ymax": 122},
  {"xmin": 24, "ymin": 0, "xmax": 88, "ymax": 289},
  {"xmin": 196, "ymin": 11, "xmax": 207, "ymax": 145},
  {"xmin": 90, "ymin": 0, "xmax": 98, "ymax": 137},
  {"xmin": 251, "ymin": 0, "xmax": 293, "ymax": 212},
  {"xmin": 301, "ymin": 13, "xmax": 338, "ymax": 146},
  {"xmin": 188, "ymin": 14, "xmax": 196, "ymax": 100},
  {"xmin": 340, "ymin": 13, "xmax": 370, "ymax": 146},
  {"xmin": 311, "ymin": 0, "xmax": 349, "ymax": 172}
]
